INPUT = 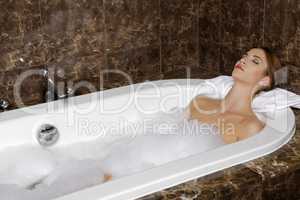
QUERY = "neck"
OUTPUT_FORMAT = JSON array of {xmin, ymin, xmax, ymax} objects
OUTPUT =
[{"xmin": 222, "ymin": 80, "xmax": 257, "ymax": 115}]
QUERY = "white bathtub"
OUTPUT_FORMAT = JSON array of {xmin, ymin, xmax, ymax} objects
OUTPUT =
[{"xmin": 0, "ymin": 79, "xmax": 296, "ymax": 200}]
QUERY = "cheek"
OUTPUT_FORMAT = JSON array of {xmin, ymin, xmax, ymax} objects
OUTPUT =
[{"xmin": 247, "ymin": 67, "xmax": 265, "ymax": 81}]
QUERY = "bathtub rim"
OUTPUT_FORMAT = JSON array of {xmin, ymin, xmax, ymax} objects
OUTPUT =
[
  {"xmin": 1, "ymin": 79, "xmax": 201, "ymax": 121},
  {"xmin": 0, "ymin": 78, "xmax": 295, "ymax": 200}
]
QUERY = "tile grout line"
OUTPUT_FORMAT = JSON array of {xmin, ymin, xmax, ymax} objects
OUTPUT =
[
  {"xmin": 218, "ymin": 0, "xmax": 224, "ymax": 74},
  {"xmin": 262, "ymin": 0, "xmax": 266, "ymax": 46},
  {"xmin": 196, "ymin": 0, "xmax": 200, "ymax": 72},
  {"xmin": 102, "ymin": 0, "xmax": 109, "ymax": 89},
  {"xmin": 158, "ymin": 0, "xmax": 163, "ymax": 76}
]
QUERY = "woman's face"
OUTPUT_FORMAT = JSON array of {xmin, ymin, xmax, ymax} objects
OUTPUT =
[{"xmin": 232, "ymin": 48, "xmax": 269, "ymax": 86}]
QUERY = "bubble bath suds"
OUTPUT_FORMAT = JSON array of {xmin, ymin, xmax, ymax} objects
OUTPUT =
[{"xmin": 0, "ymin": 107, "xmax": 225, "ymax": 200}]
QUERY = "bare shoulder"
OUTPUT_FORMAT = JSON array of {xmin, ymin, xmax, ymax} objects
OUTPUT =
[
  {"xmin": 191, "ymin": 95, "xmax": 220, "ymax": 106},
  {"xmin": 186, "ymin": 95, "xmax": 220, "ymax": 121},
  {"xmin": 238, "ymin": 117, "xmax": 265, "ymax": 140},
  {"xmin": 194, "ymin": 95, "xmax": 218, "ymax": 101}
]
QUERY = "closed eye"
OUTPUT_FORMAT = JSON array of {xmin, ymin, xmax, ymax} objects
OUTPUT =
[
  {"xmin": 252, "ymin": 59, "xmax": 260, "ymax": 65},
  {"xmin": 245, "ymin": 52, "xmax": 262, "ymax": 65}
]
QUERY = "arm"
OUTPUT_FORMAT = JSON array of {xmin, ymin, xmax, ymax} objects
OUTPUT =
[
  {"xmin": 185, "ymin": 96, "xmax": 217, "ymax": 120},
  {"xmin": 220, "ymin": 124, "xmax": 238, "ymax": 144},
  {"xmin": 221, "ymin": 119, "xmax": 265, "ymax": 144},
  {"xmin": 237, "ymin": 120, "xmax": 265, "ymax": 141}
]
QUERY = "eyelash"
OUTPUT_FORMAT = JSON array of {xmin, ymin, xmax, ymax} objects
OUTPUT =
[{"xmin": 242, "ymin": 54, "xmax": 260, "ymax": 65}]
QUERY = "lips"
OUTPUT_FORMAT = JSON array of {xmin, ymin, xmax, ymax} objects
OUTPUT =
[{"xmin": 234, "ymin": 63, "xmax": 244, "ymax": 71}]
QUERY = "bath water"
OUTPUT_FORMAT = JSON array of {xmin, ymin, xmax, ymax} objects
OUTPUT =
[{"xmin": 0, "ymin": 107, "xmax": 225, "ymax": 199}]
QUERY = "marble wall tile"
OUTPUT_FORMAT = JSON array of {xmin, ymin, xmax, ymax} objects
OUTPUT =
[
  {"xmin": 198, "ymin": 0, "xmax": 222, "ymax": 77},
  {"xmin": 264, "ymin": 0, "xmax": 300, "ymax": 64},
  {"xmin": 163, "ymin": 66, "xmax": 220, "ymax": 79},
  {"xmin": 39, "ymin": 0, "xmax": 106, "ymax": 80},
  {"xmin": 104, "ymin": 0, "xmax": 161, "ymax": 88},
  {"xmin": 0, "ymin": 0, "xmax": 45, "ymax": 71},
  {"xmin": 138, "ymin": 166, "xmax": 263, "ymax": 200},
  {"xmin": 106, "ymin": 45, "xmax": 161, "ymax": 88},
  {"xmin": 287, "ymin": 65, "xmax": 300, "ymax": 93},
  {"xmin": 0, "ymin": 66, "xmax": 45, "ymax": 109},
  {"xmin": 264, "ymin": 0, "xmax": 300, "ymax": 92},
  {"xmin": 0, "ymin": 0, "xmax": 107, "ymax": 108},
  {"xmin": 160, "ymin": 0, "xmax": 199, "ymax": 74},
  {"xmin": 261, "ymin": 171, "xmax": 300, "ymax": 200},
  {"xmin": 219, "ymin": 0, "xmax": 264, "ymax": 75},
  {"xmin": 45, "ymin": 54, "xmax": 105, "ymax": 97},
  {"xmin": 286, "ymin": 169, "xmax": 300, "ymax": 200},
  {"xmin": 38, "ymin": 0, "xmax": 106, "ymax": 97},
  {"xmin": 104, "ymin": 0, "xmax": 160, "ymax": 52},
  {"xmin": 40, "ymin": 0, "xmax": 105, "ymax": 56},
  {"xmin": 1, "ymin": 0, "xmax": 300, "ymax": 109}
]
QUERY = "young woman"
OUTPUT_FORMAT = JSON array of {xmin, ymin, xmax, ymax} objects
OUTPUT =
[{"xmin": 187, "ymin": 47, "xmax": 281, "ymax": 144}]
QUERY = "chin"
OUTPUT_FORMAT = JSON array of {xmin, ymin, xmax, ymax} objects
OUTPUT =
[
  {"xmin": 231, "ymin": 70, "xmax": 239, "ymax": 80},
  {"xmin": 231, "ymin": 70, "xmax": 246, "ymax": 84}
]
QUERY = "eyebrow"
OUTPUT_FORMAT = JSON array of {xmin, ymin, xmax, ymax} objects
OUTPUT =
[{"xmin": 246, "ymin": 52, "xmax": 263, "ymax": 62}]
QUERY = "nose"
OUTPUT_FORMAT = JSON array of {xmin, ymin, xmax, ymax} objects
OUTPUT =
[{"xmin": 240, "ymin": 55, "xmax": 248, "ymax": 64}]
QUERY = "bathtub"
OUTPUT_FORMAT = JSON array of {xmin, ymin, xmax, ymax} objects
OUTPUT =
[{"xmin": 0, "ymin": 79, "xmax": 296, "ymax": 200}]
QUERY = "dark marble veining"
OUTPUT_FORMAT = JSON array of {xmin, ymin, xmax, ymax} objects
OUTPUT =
[
  {"xmin": 1, "ymin": 0, "xmax": 300, "ymax": 108},
  {"xmin": 263, "ymin": 0, "xmax": 300, "ymax": 93},
  {"xmin": 198, "ymin": 0, "xmax": 221, "ymax": 76},
  {"xmin": 138, "ymin": 166, "xmax": 263, "ymax": 200},
  {"xmin": 264, "ymin": 0, "xmax": 300, "ymax": 66},
  {"xmin": 160, "ymin": 0, "xmax": 198, "ymax": 73},
  {"xmin": 0, "ymin": 0, "xmax": 300, "ymax": 199},
  {"xmin": 106, "ymin": 45, "xmax": 161, "ymax": 86},
  {"xmin": 105, "ymin": 0, "xmax": 160, "ymax": 52},
  {"xmin": 0, "ymin": 66, "xmax": 45, "ymax": 108},
  {"xmin": 219, "ymin": 0, "xmax": 265, "ymax": 75}
]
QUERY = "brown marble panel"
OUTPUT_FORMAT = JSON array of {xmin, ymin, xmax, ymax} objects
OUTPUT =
[
  {"xmin": 138, "ymin": 165, "xmax": 262, "ymax": 200},
  {"xmin": 263, "ymin": 0, "xmax": 300, "ymax": 93},
  {"xmin": 40, "ymin": 0, "xmax": 105, "ymax": 58},
  {"xmin": 264, "ymin": 0, "xmax": 300, "ymax": 66},
  {"xmin": 219, "ymin": 46, "xmax": 244, "ymax": 76},
  {"xmin": 198, "ymin": 0, "xmax": 222, "ymax": 77},
  {"xmin": 160, "ymin": 0, "xmax": 199, "ymax": 73},
  {"xmin": 106, "ymin": 45, "xmax": 161, "ymax": 88},
  {"xmin": 37, "ymin": 0, "xmax": 106, "ymax": 95},
  {"xmin": 0, "ymin": 66, "xmax": 46, "ymax": 109},
  {"xmin": 198, "ymin": 42, "xmax": 222, "ymax": 78},
  {"xmin": 104, "ymin": 0, "xmax": 160, "ymax": 52},
  {"xmin": 244, "ymin": 123, "xmax": 300, "ymax": 180},
  {"xmin": 261, "ymin": 170, "xmax": 300, "ymax": 200},
  {"xmin": 0, "ymin": 0, "xmax": 45, "ymax": 71},
  {"xmin": 42, "ymin": 57, "xmax": 104, "ymax": 99},
  {"xmin": 0, "ymin": 0, "xmax": 106, "ymax": 81},
  {"xmin": 163, "ymin": 66, "xmax": 221, "ymax": 79},
  {"xmin": 287, "ymin": 64, "xmax": 300, "ymax": 93},
  {"xmin": 220, "ymin": 0, "xmax": 264, "ymax": 75}
]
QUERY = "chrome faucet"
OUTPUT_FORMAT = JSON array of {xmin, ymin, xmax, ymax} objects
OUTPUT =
[
  {"xmin": 0, "ymin": 99, "xmax": 9, "ymax": 111},
  {"xmin": 40, "ymin": 69, "xmax": 74, "ymax": 102}
]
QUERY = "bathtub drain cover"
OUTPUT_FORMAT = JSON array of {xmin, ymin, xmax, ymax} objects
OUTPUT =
[{"xmin": 36, "ymin": 124, "xmax": 59, "ymax": 147}]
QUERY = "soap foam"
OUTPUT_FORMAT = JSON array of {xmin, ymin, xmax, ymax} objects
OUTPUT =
[
  {"xmin": 100, "ymin": 107, "xmax": 225, "ymax": 178},
  {"xmin": 0, "ymin": 107, "xmax": 225, "ymax": 199},
  {"xmin": 0, "ymin": 146, "xmax": 57, "ymax": 188}
]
